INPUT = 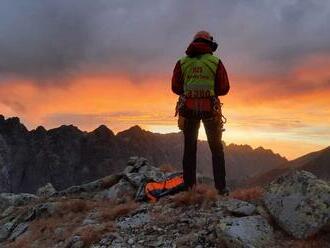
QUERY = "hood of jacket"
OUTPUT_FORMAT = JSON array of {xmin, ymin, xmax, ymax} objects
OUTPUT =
[{"xmin": 185, "ymin": 42, "xmax": 213, "ymax": 57}]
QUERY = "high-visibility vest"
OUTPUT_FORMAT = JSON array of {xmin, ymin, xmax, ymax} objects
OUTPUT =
[{"xmin": 180, "ymin": 54, "xmax": 219, "ymax": 97}]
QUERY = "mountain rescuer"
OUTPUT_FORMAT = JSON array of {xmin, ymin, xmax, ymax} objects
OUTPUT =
[{"xmin": 171, "ymin": 31, "xmax": 230, "ymax": 195}]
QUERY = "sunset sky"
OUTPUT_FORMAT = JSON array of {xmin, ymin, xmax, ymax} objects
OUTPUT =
[{"xmin": 0, "ymin": 0, "xmax": 329, "ymax": 159}]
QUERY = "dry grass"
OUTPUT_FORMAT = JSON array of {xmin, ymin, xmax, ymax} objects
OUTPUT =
[
  {"xmin": 7, "ymin": 198, "xmax": 139, "ymax": 248},
  {"xmin": 99, "ymin": 200, "xmax": 139, "ymax": 221},
  {"xmin": 59, "ymin": 199, "xmax": 89, "ymax": 213},
  {"xmin": 230, "ymin": 186, "xmax": 265, "ymax": 201},
  {"xmin": 6, "ymin": 199, "xmax": 92, "ymax": 247},
  {"xmin": 76, "ymin": 223, "xmax": 114, "ymax": 246},
  {"xmin": 9, "ymin": 212, "xmax": 84, "ymax": 248},
  {"xmin": 170, "ymin": 184, "xmax": 218, "ymax": 207},
  {"xmin": 159, "ymin": 164, "xmax": 176, "ymax": 173},
  {"xmin": 277, "ymin": 230, "xmax": 330, "ymax": 248}
]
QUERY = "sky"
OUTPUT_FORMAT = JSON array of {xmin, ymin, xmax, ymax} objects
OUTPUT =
[{"xmin": 0, "ymin": 0, "xmax": 329, "ymax": 159}]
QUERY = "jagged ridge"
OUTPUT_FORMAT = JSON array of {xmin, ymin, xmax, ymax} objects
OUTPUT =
[{"xmin": 0, "ymin": 115, "xmax": 287, "ymax": 193}]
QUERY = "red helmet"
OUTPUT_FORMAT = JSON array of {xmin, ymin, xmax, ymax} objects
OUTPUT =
[
  {"xmin": 193, "ymin": 31, "xmax": 214, "ymax": 42},
  {"xmin": 193, "ymin": 31, "xmax": 218, "ymax": 51}
]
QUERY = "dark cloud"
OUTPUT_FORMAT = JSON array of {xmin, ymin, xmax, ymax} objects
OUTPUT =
[{"xmin": 0, "ymin": 0, "xmax": 330, "ymax": 83}]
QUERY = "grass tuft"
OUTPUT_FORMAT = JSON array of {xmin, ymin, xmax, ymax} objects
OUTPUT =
[
  {"xmin": 170, "ymin": 184, "xmax": 218, "ymax": 207},
  {"xmin": 99, "ymin": 200, "xmax": 139, "ymax": 221},
  {"xmin": 230, "ymin": 186, "xmax": 265, "ymax": 201}
]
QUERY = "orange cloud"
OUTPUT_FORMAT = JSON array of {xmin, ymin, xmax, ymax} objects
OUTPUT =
[
  {"xmin": 0, "ymin": 73, "xmax": 176, "ymax": 129},
  {"xmin": 0, "ymin": 60, "xmax": 329, "ymax": 160}
]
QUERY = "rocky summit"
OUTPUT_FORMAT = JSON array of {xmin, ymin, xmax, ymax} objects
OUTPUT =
[{"xmin": 1, "ymin": 157, "xmax": 329, "ymax": 248}]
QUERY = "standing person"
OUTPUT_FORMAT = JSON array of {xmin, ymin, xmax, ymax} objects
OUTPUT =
[{"xmin": 171, "ymin": 31, "xmax": 230, "ymax": 195}]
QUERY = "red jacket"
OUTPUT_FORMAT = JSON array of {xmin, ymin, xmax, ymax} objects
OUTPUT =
[{"xmin": 171, "ymin": 42, "xmax": 230, "ymax": 96}]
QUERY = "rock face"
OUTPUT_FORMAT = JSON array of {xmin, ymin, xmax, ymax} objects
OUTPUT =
[
  {"xmin": 0, "ymin": 134, "xmax": 10, "ymax": 192},
  {"xmin": 0, "ymin": 115, "xmax": 287, "ymax": 194},
  {"xmin": 264, "ymin": 170, "xmax": 330, "ymax": 239}
]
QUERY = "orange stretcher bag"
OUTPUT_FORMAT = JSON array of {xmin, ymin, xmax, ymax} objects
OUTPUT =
[{"xmin": 136, "ymin": 173, "xmax": 185, "ymax": 202}]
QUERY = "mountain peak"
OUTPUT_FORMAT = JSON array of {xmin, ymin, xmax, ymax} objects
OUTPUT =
[
  {"xmin": 117, "ymin": 125, "xmax": 146, "ymax": 137},
  {"xmin": 227, "ymin": 143, "xmax": 253, "ymax": 152},
  {"xmin": 0, "ymin": 116, "xmax": 28, "ymax": 133},
  {"xmin": 48, "ymin": 124, "xmax": 82, "ymax": 137},
  {"xmin": 128, "ymin": 125, "xmax": 144, "ymax": 132},
  {"xmin": 6, "ymin": 117, "xmax": 22, "ymax": 126},
  {"xmin": 36, "ymin": 125, "xmax": 46, "ymax": 131},
  {"xmin": 31, "ymin": 126, "xmax": 47, "ymax": 135},
  {"xmin": 92, "ymin": 125, "xmax": 114, "ymax": 137}
]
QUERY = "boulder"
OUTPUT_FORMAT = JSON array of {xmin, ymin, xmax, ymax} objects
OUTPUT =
[
  {"xmin": 217, "ymin": 215, "xmax": 274, "ymax": 248},
  {"xmin": 103, "ymin": 179, "xmax": 136, "ymax": 202},
  {"xmin": 36, "ymin": 183, "xmax": 56, "ymax": 197},
  {"xmin": 263, "ymin": 170, "xmax": 330, "ymax": 239},
  {"xmin": 57, "ymin": 174, "xmax": 122, "ymax": 196}
]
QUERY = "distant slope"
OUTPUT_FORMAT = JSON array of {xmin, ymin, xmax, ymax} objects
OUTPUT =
[
  {"xmin": 299, "ymin": 147, "xmax": 330, "ymax": 180},
  {"xmin": 0, "ymin": 115, "xmax": 287, "ymax": 193},
  {"xmin": 244, "ymin": 146, "xmax": 330, "ymax": 187}
]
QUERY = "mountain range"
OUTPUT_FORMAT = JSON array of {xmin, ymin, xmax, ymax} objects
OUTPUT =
[
  {"xmin": 0, "ymin": 114, "xmax": 328, "ymax": 193},
  {"xmin": 243, "ymin": 146, "xmax": 330, "ymax": 187}
]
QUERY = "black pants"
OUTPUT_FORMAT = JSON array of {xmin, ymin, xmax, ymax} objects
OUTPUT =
[{"xmin": 182, "ymin": 116, "xmax": 226, "ymax": 191}]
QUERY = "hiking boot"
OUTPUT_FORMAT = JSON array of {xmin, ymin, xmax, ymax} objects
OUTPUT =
[{"xmin": 218, "ymin": 187, "xmax": 229, "ymax": 196}]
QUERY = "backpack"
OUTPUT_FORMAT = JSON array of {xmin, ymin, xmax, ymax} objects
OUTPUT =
[{"xmin": 135, "ymin": 173, "xmax": 185, "ymax": 202}]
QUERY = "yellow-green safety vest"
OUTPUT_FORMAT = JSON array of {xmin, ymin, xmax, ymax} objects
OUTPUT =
[{"xmin": 180, "ymin": 54, "xmax": 219, "ymax": 97}]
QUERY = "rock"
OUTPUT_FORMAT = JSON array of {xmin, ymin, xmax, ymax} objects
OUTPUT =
[
  {"xmin": 138, "ymin": 165, "xmax": 165, "ymax": 182},
  {"xmin": 99, "ymin": 233, "xmax": 124, "ymax": 247},
  {"xmin": 124, "ymin": 172, "xmax": 147, "ymax": 187},
  {"xmin": 217, "ymin": 215, "xmax": 274, "ymax": 248},
  {"xmin": 217, "ymin": 198, "xmax": 256, "ymax": 216},
  {"xmin": 0, "ymin": 222, "xmax": 15, "ymax": 242},
  {"xmin": 127, "ymin": 238, "xmax": 134, "ymax": 245},
  {"xmin": 104, "ymin": 179, "xmax": 136, "ymax": 202},
  {"xmin": 1, "ymin": 206, "xmax": 15, "ymax": 218},
  {"xmin": 123, "ymin": 165, "xmax": 135, "ymax": 174},
  {"xmin": 263, "ymin": 170, "xmax": 330, "ymax": 239},
  {"xmin": 33, "ymin": 202, "xmax": 59, "ymax": 218},
  {"xmin": 127, "ymin": 156, "xmax": 148, "ymax": 168},
  {"xmin": 57, "ymin": 175, "xmax": 122, "ymax": 196},
  {"xmin": 36, "ymin": 183, "xmax": 56, "ymax": 197},
  {"xmin": 82, "ymin": 210, "xmax": 99, "ymax": 226},
  {"xmin": 69, "ymin": 235, "xmax": 85, "ymax": 248},
  {"xmin": 0, "ymin": 193, "xmax": 38, "ymax": 211},
  {"xmin": 117, "ymin": 211, "xmax": 151, "ymax": 229},
  {"xmin": 9, "ymin": 222, "xmax": 29, "ymax": 241},
  {"xmin": 123, "ymin": 156, "xmax": 165, "ymax": 184}
]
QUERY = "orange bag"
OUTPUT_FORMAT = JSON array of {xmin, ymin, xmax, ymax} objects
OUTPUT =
[{"xmin": 144, "ymin": 173, "xmax": 185, "ymax": 202}]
